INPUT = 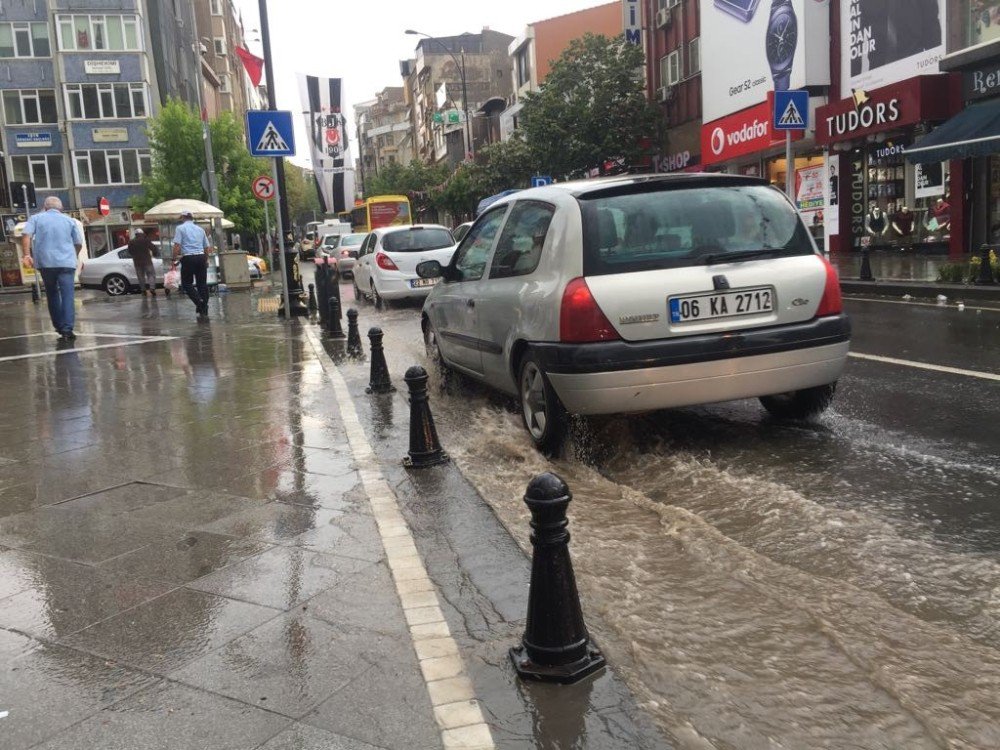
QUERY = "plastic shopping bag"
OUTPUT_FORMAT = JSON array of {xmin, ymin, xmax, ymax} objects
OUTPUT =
[{"xmin": 164, "ymin": 265, "xmax": 181, "ymax": 291}]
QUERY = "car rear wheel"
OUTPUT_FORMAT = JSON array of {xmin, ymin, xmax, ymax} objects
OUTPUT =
[
  {"xmin": 103, "ymin": 273, "xmax": 129, "ymax": 296},
  {"xmin": 519, "ymin": 353, "xmax": 568, "ymax": 456},
  {"xmin": 352, "ymin": 275, "xmax": 363, "ymax": 302},
  {"xmin": 371, "ymin": 280, "xmax": 385, "ymax": 309},
  {"xmin": 759, "ymin": 383, "xmax": 836, "ymax": 420}
]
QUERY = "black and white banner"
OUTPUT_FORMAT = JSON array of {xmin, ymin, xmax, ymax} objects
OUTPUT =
[{"xmin": 297, "ymin": 75, "xmax": 355, "ymax": 214}]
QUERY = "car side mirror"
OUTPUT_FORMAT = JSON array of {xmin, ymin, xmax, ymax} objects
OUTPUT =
[{"xmin": 416, "ymin": 260, "xmax": 443, "ymax": 279}]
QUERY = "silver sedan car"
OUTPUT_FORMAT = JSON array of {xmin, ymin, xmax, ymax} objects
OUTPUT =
[
  {"xmin": 318, "ymin": 232, "xmax": 364, "ymax": 276},
  {"xmin": 418, "ymin": 174, "xmax": 850, "ymax": 453},
  {"xmin": 79, "ymin": 243, "xmax": 167, "ymax": 295}
]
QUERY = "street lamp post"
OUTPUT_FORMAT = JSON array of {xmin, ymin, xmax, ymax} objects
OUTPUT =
[{"xmin": 405, "ymin": 29, "xmax": 474, "ymax": 160}]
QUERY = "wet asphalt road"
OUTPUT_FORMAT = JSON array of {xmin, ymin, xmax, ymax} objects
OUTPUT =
[{"xmin": 336, "ymin": 272, "xmax": 1000, "ymax": 749}]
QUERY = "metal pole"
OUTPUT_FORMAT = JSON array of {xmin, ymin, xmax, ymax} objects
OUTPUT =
[
  {"xmin": 104, "ymin": 219, "xmax": 112, "ymax": 261},
  {"xmin": 263, "ymin": 197, "xmax": 273, "ymax": 281},
  {"xmin": 271, "ymin": 158, "xmax": 291, "ymax": 316},
  {"xmin": 191, "ymin": 43, "xmax": 224, "ymax": 252},
  {"xmin": 22, "ymin": 184, "xmax": 41, "ymax": 300},
  {"xmin": 785, "ymin": 130, "xmax": 794, "ymax": 200},
  {"xmin": 461, "ymin": 49, "xmax": 473, "ymax": 160}
]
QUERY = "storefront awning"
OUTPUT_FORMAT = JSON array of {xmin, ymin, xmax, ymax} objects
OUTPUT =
[{"xmin": 906, "ymin": 98, "xmax": 1000, "ymax": 164}]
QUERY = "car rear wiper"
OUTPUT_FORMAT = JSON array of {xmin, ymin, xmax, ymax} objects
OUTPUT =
[{"xmin": 703, "ymin": 248, "xmax": 776, "ymax": 265}]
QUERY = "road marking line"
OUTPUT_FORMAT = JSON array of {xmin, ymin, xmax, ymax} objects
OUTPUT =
[
  {"xmin": 849, "ymin": 352, "xmax": 1000, "ymax": 381},
  {"xmin": 846, "ymin": 296, "xmax": 1000, "ymax": 313},
  {"xmin": 0, "ymin": 336, "xmax": 175, "ymax": 363},
  {"xmin": 303, "ymin": 326, "xmax": 495, "ymax": 749},
  {"xmin": 0, "ymin": 333, "xmax": 171, "ymax": 341}
]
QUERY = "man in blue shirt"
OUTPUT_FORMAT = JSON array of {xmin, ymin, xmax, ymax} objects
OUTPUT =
[
  {"xmin": 171, "ymin": 210, "xmax": 213, "ymax": 318},
  {"xmin": 21, "ymin": 196, "xmax": 84, "ymax": 340}
]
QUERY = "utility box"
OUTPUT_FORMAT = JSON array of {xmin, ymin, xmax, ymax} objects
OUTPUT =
[{"xmin": 219, "ymin": 251, "xmax": 251, "ymax": 288}]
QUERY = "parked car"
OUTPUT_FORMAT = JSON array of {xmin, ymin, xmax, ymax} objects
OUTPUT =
[
  {"xmin": 452, "ymin": 222, "xmax": 474, "ymax": 243},
  {"xmin": 247, "ymin": 254, "xmax": 267, "ymax": 278},
  {"xmin": 418, "ymin": 174, "xmax": 850, "ymax": 453},
  {"xmin": 81, "ymin": 241, "xmax": 221, "ymax": 296},
  {"xmin": 318, "ymin": 232, "xmax": 364, "ymax": 277},
  {"xmin": 353, "ymin": 224, "xmax": 456, "ymax": 306}
]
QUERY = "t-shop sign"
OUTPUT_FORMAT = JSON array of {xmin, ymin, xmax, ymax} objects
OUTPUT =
[{"xmin": 701, "ymin": 98, "xmax": 800, "ymax": 166}]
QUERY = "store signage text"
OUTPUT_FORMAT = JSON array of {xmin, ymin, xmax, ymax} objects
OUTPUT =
[
  {"xmin": 850, "ymin": 155, "xmax": 865, "ymax": 247},
  {"xmin": 965, "ymin": 65, "xmax": 1000, "ymax": 100},
  {"xmin": 92, "ymin": 127, "xmax": 129, "ymax": 143},
  {"xmin": 622, "ymin": 0, "xmax": 641, "ymax": 45},
  {"xmin": 872, "ymin": 141, "xmax": 906, "ymax": 159},
  {"xmin": 653, "ymin": 150, "xmax": 699, "ymax": 173},
  {"xmin": 15, "ymin": 132, "xmax": 52, "ymax": 148},
  {"xmin": 84, "ymin": 60, "xmax": 121, "ymax": 74},
  {"xmin": 825, "ymin": 97, "xmax": 900, "ymax": 138},
  {"xmin": 702, "ymin": 96, "xmax": 803, "ymax": 165}
]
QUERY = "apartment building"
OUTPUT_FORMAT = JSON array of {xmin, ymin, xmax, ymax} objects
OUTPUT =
[{"xmin": 355, "ymin": 86, "xmax": 414, "ymax": 192}]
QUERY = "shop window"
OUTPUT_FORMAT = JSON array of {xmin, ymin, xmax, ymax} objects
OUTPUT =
[
  {"xmin": 11, "ymin": 155, "xmax": 65, "ymax": 189},
  {"xmin": 3, "ymin": 89, "xmax": 58, "ymax": 125}
]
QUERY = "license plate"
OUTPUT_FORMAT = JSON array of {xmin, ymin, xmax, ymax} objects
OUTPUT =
[
  {"xmin": 410, "ymin": 277, "xmax": 439, "ymax": 288},
  {"xmin": 669, "ymin": 287, "xmax": 774, "ymax": 323}
]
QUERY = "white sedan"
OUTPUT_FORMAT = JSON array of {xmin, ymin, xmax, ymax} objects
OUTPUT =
[
  {"xmin": 79, "ymin": 244, "xmax": 167, "ymax": 296},
  {"xmin": 352, "ymin": 224, "xmax": 456, "ymax": 307}
]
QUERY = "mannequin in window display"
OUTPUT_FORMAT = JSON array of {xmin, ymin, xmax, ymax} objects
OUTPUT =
[
  {"xmin": 929, "ymin": 197, "xmax": 950, "ymax": 234},
  {"xmin": 866, "ymin": 205, "xmax": 889, "ymax": 241},
  {"xmin": 892, "ymin": 205, "xmax": 915, "ymax": 250}
]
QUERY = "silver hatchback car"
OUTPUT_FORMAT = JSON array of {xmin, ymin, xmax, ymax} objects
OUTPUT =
[{"xmin": 418, "ymin": 174, "xmax": 850, "ymax": 453}]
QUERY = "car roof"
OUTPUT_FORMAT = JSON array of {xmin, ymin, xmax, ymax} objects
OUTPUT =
[
  {"xmin": 373, "ymin": 223, "xmax": 450, "ymax": 236},
  {"xmin": 487, "ymin": 173, "xmax": 771, "ymax": 208}
]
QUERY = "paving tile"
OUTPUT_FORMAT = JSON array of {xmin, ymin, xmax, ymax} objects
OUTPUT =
[
  {"xmin": 54, "ymin": 481, "xmax": 184, "ymax": 516},
  {"xmin": 255, "ymin": 723, "xmax": 385, "ymax": 750},
  {"xmin": 304, "ymin": 635, "xmax": 441, "ymax": 750},
  {"xmin": 187, "ymin": 546, "xmax": 369, "ymax": 610},
  {"xmin": 0, "ymin": 554, "xmax": 172, "ymax": 641},
  {"xmin": 124, "ymin": 491, "xmax": 262, "ymax": 529},
  {"xmin": 0, "ymin": 641, "xmax": 160, "ymax": 749},
  {"xmin": 170, "ymin": 611, "xmax": 380, "ymax": 719},
  {"xmin": 61, "ymin": 588, "xmax": 278, "ymax": 673},
  {"xmin": 30, "ymin": 680, "xmax": 287, "ymax": 750},
  {"xmin": 290, "ymin": 512, "xmax": 384, "ymax": 562},
  {"xmin": 195, "ymin": 502, "xmax": 344, "ymax": 544},
  {"xmin": 0, "ymin": 626, "xmax": 41, "ymax": 658},
  {"xmin": 97, "ymin": 529, "xmax": 273, "ymax": 585},
  {"xmin": 307, "ymin": 562, "xmax": 408, "ymax": 637}
]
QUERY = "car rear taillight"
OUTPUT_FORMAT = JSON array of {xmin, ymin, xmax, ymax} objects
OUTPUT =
[
  {"xmin": 375, "ymin": 252, "xmax": 398, "ymax": 271},
  {"xmin": 560, "ymin": 277, "xmax": 620, "ymax": 343},
  {"xmin": 340, "ymin": 249, "xmax": 350, "ymax": 258},
  {"xmin": 815, "ymin": 255, "xmax": 843, "ymax": 317}
]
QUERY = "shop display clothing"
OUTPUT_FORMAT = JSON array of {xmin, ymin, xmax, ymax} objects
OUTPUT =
[
  {"xmin": 892, "ymin": 207, "xmax": 915, "ymax": 236},
  {"xmin": 866, "ymin": 207, "xmax": 888, "ymax": 235},
  {"xmin": 931, "ymin": 199, "xmax": 950, "ymax": 228}
]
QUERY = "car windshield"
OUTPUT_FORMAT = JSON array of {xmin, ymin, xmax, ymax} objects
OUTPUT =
[
  {"xmin": 579, "ymin": 183, "xmax": 813, "ymax": 275},
  {"xmin": 322, "ymin": 236, "xmax": 340, "ymax": 247},
  {"xmin": 381, "ymin": 227, "xmax": 453, "ymax": 253},
  {"xmin": 340, "ymin": 234, "xmax": 365, "ymax": 246}
]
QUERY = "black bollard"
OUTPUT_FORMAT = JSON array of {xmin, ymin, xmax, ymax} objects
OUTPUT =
[
  {"xmin": 327, "ymin": 297, "xmax": 345, "ymax": 338},
  {"xmin": 366, "ymin": 327, "xmax": 394, "ymax": 393},
  {"xmin": 510, "ymin": 473, "xmax": 606, "ymax": 684},
  {"xmin": 316, "ymin": 262, "xmax": 329, "ymax": 325},
  {"xmin": 346, "ymin": 308, "xmax": 363, "ymax": 356},
  {"xmin": 307, "ymin": 283, "xmax": 317, "ymax": 312},
  {"xmin": 31, "ymin": 281, "xmax": 39, "ymax": 303},
  {"xmin": 402, "ymin": 366, "xmax": 448, "ymax": 468},
  {"xmin": 859, "ymin": 247, "xmax": 874, "ymax": 281},
  {"xmin": 975, "ymin": 244, "xmax": 995, "ymax": 285}
]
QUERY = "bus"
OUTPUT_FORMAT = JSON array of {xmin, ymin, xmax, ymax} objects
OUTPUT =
[{"xmin": 350, "ymin": 195, "xmax": 412, "ymax": 233}]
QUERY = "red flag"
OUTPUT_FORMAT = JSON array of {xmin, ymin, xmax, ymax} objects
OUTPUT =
[{"xmin": 234, "ymin": 46, "xmax": 265, "ymax": 87}]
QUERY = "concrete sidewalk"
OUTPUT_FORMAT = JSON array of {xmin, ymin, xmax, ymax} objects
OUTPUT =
[{"xmin": 0, "ymin": 289, "xmax": 664, "ymax": 749}]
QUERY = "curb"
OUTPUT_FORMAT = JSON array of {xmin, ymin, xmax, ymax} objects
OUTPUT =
[{"xmin": 841, "ymin": 279, "xmax": 1000, "ymax": 302}]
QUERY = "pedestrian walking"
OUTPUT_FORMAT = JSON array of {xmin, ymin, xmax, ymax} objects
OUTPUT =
[
  {"xmin": 171, "ymin": 210, "xmax": 212, "ymax": 318},
  {"xmin": 128, "ymin": 228, "xmax": 157, "ymax": 296},
  {"xmin": 21, "ymin": 196, "xmax": 83, "ymax": 340}
]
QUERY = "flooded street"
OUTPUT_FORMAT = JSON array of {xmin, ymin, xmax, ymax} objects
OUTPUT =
[{"xmin": 348, "ymin": 285, "xmax": 1000, "ymax": 749}]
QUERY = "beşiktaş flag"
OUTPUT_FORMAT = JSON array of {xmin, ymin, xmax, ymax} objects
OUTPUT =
[{"xmin": 297, "ymin": 74, "xmax": 355, "ymax": 214}]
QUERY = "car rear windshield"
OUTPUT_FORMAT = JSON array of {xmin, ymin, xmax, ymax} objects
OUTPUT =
[
  {"xmin": 382, "ymin": 228, "xmax": 453, "ymax": 252},
  {"xmin": 340, "ymin": 234, "xmax": 365, "ymax": 246},
  {"xmin": 579, "ymin": 184, "xmax": 814, "ymax": 276}
]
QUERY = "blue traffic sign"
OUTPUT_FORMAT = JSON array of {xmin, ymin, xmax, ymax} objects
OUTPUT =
[
  {"xmin": 246, "ymin": 110, "xmax": 295, "ymax": 157},
  {"xmin": 773, "ymin": 90, "xmax": 809, "ymax": 131},
  {"xmin": 530, "ymin": 175, "xmax": 553, "ymax": 188}
]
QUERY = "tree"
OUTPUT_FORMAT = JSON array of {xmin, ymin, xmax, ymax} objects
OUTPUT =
[
  {"xmin": 365, "ymin": 160, "xmax": 449, "ymax": 218},
  {"xmin": 519, "ymin": 34, "xmax": 659, "ymax": 179},
  {"xmin": 283, "ymin": 160, "xmax": 322, "ymax": 227},
  {"xmin": 133, "ymin": 99, "xmax": 267, "ymax": 234}
]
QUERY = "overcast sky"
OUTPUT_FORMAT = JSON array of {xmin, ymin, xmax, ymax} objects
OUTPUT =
[{"xmin": 233, "ymin": 0, "xmax": 613, "ymax": 168}]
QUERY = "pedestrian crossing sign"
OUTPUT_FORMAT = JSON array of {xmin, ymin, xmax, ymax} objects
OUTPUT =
[
  {"xmin": 773, "ymin": 90, "xmax": 809, "ymax": 131},
  {"xmin": 246, "ymin": 110, "xmax": 296, "ymax": 157}
]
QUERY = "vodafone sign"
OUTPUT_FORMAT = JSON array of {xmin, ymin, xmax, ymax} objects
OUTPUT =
[{"xmin": 701, "ymin": 96, "xmax": 801, "ymax": 166}]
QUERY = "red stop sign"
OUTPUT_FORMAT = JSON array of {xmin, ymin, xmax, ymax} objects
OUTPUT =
[{"xmin": 98, "ymin": 197, "xmax": 110, "ymax": 216}]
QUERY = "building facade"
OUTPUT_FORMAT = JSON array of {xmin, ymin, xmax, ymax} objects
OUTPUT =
[
  {"xmin": 403, "ymin": 29, "xmax": 513, "ymax": 167},
  {"xmin": 355, "ymin": 86, "xmax": 414, "ymax": 193},
  {"xmin": 501, "ymin": 3, "xmax": 621, "ymax": 140}
]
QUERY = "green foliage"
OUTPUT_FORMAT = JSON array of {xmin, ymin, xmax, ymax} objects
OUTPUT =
[
  {"xmin": 936, "ymin": 263, "xmax": 967, "ymax": 283},
  {"xmin": 365, "ymin": 160, "xmax": 450, "ymax": 217},
  {"xmin": 519, "ymin": 33, "xmax": 659, "ymax": 178},
  {"xmin": 936, "ymin": 249, "xmax": 998, "ymax": 283},
  {"xmin": 132, "ymin": 99, "xmax": 268, "ymax": 233},
  {"xmin": 283, "ymin": 160, "xmax": 322, "ymax": 226}
]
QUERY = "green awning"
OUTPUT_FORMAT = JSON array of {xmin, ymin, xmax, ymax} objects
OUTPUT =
[{"xmin": 907, "ymin": 99, "xmax": 1000, "ymax": 164}]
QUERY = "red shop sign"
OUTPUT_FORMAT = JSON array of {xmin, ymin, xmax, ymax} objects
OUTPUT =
[
  {"xmin": 701, "ymin": 94, "xmax": 802, "ymax": 166},
  {"xmin": 816, "ymin": 75, "xmax": 957, "ymax": 146}
]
